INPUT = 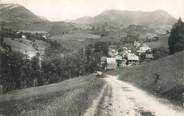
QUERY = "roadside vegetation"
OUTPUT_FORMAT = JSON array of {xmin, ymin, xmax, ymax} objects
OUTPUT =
[
  {"xmin": 0, "ymin": 76, "xmax": 105, "ymax": 116},
  {"xmin": 119, "ymin": 51, "xmax": 184, "ymax": 106}
]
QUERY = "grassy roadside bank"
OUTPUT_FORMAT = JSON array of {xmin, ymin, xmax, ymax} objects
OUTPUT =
[
  {"xmin": 0, "ymin": 75, "xmax": 105, "ymax": 116},
  {"xmin": 119, "ymin": 51, "xmax": 184, "ymax": 106}
]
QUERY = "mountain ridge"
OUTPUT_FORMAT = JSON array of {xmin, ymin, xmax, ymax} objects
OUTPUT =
[
  {"xmin": 0, "ymin": 4, "xmax": 76, "ymax": 34},
  {"xmin": 73, "ymin": 9, "xmax": 177, "ymax": 27},
  {"xmin": 0, "ymin": 3, "xmax": 44, "ymax": 23}
]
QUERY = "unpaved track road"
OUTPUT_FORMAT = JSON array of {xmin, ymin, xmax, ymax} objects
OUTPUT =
[{"xmin": 86, "ymin": 75, "xmax": 184, "ymax": 116}]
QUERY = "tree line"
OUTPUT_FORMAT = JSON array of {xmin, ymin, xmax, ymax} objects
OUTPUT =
[{"xmin": 0, "ymin": 35, "xmax": 109, "ymax": 92}]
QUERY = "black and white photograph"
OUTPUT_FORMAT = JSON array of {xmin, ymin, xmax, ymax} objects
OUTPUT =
[{"xmin": 0, "ymin": 0, "xmax": 184, "ymax": 116}]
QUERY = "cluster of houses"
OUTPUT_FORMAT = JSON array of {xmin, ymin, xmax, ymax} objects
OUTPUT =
[{"xmin": 101, "ymin": 41, "xmax": 154, "ymax": 70}]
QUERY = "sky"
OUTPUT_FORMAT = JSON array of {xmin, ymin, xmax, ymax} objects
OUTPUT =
[{"xmin": 1, "ymin": 0, "xmax": 184, "ymax": 21}]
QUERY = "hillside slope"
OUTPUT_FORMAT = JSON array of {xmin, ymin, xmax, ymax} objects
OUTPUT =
[
  {"xmin": 3, "ymin": 37, "xmax": 50, "ymax": 57},
  {"xmin": 0, "ymin": 4, "xmax": 45, "ymax": 29},
  {"xmin": 119, "ymin": 51, "xmax": 184, "ymax": 105}
]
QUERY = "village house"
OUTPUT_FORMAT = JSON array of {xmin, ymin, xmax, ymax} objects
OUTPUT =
[
  {"xmin": 127, "ymin": 53, "xmax": 139, "ymax": 65},
  {"xmin": 145, "ymin": 53, "xmax": 154, "ymax": 59},
  {"xmin": 145, "ymin": 50, "xmax": 154, "ymax": 60},
  {"xmin": 106, "ymin": 57, "xmax": 117, "ymax": 70},
  {"xmin": 137, "ymin": 43, "xmax": 152, "ymax": 56}
]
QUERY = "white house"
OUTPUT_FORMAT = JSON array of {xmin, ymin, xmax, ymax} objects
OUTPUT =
[
  {"xmin": 127, "ymin": 53, "xmax": 139, "ymax": 65},
  {"xmin": 106, "ymin": 57, "xmax": 117, "ymax": 70},
  {"xmin": 137, "ymin": 44, "xmax": 152, "ymax": 55}
]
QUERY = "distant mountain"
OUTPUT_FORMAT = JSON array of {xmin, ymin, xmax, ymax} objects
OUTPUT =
[
  {"xmin": 0, "ymin": 4, "xmax": 76, "ymax": 34},
  {"xmin": 73, "ymin": 9, "xmax": 177, "ymax": 28},
  {"xmin": 0, "ymin": 4, "xmax": 45, "ymax": 25}
]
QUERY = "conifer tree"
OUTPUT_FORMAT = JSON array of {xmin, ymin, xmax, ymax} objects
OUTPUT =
[{"xmin": 168, "ymin": 18, "xmax": 184, "ymax": 54}]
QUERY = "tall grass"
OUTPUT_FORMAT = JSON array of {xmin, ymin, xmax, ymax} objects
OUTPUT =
[{"xmin": 0, "ymin": 75, "xmax": 105, "ymax": 116}]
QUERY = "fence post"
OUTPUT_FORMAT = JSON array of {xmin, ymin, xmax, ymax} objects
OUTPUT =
[{"xmin": 0, "ymin": 85, "xmax": 3, "ymax": 94}]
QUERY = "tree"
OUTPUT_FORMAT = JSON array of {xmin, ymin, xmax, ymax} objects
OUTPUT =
[{"xmin": 168, "ymin": 18, "xmax": 184, "ymax": 54}]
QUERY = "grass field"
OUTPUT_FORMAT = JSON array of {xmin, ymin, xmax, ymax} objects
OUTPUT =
[
  {"xmin": 0, "ymin": 75, "xmax": 105, "ymax": 116},
  {"xmin": 4, "ymin": 38, "xmax": 36, "ymax": 55},
  {"xmin": 119, "ymin": 51, "xmax": 184, "ymax": 105},
  {"xmin": 51, "ymin": 30, "xmax": 100, "ymax": 42}
]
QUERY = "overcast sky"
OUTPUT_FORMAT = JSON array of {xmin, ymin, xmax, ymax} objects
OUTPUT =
[{"xmin": 1, "ymin": 0, "xmax": 184, "ymax": 21}]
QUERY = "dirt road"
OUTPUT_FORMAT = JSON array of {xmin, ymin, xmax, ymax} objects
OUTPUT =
[{"xmin": 85, "ymin": 75, "xmax": 184, "ymax": 116}]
